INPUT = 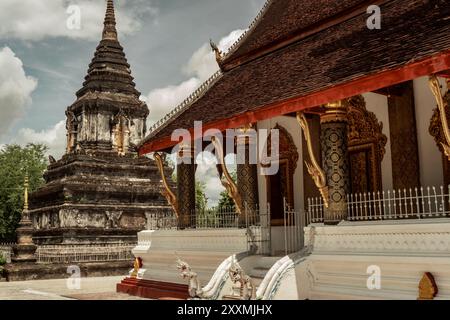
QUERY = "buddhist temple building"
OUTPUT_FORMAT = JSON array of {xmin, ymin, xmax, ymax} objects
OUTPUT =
[
  {"xmin": 117, "ymin": 0, "xmax": 450, "ymax": 300},
  {"xmin": 17, "ymin": 0, "xmax": 171, "ymax": 277}
]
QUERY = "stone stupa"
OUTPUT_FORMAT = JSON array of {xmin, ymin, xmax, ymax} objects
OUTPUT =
[{"xmin": 29, "ymin": 0, "xmax": 171, "ymax": 248}]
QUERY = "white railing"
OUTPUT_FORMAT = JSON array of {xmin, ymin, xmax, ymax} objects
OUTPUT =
[
  {"xmin": 347, "ymin": 186, "xmax": 450, "ymax": 221},
  {"xmin": 283, "ymin": 199, "xmax": 305, "ymax": 255},
  {"xmin": 146, "ymin": 204, "xmax": 272, "ymax": 256},
  {"xmin": 307, "ymin": 185, "xmax": 450, "ymax": 224},
  {"xmin": 0, "ymin": 243, "xmax": 14, "ymax": 263},
  {"xmin": 148, "ymin": 206, "xmax": 264, "ymax": 230},
  {"xmin": 307, "ymin": 197, "xmax": 325, "ymax": 224},
  {"xmin": 36, "ymin": 244, "xmax": 134, "ymax": 264}
]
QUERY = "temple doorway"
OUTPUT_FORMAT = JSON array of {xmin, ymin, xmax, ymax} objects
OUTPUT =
[
  {"xmin": 347, "ymin": 96, "xmax": 387, "ymax": 194},
  {"xmin": 264, "ymin": 125, "xmax": 298, "ymax": 226}
]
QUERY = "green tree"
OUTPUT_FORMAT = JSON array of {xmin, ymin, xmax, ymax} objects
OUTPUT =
[
  {"xmin": 217, "ymin": 171, "xmax": 237, "ymax": 212},
  {"xmin": 0, "ymin": 144, "xmax": 48, "ymax": 240},
  {"xmin": 195, "ymin": 181, "xmax": 208, "ymax": 212}
]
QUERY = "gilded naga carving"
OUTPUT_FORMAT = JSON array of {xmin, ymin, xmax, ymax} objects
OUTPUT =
[
  {"xmin": 297, "ymin": 112, "xmax": 329, "ymax": 208},
  {"xmin": 177, "ymin": 258, "xmax": 204, "ymax": 299},
  {"xmin": 211, "ymin": 136, "xmax": 244, "ymax": 215},
  {"xmin": 429, "ymin": 75, "xmax": 450, "ymax": 161},
  {"xmin": 154, "ymin": 152, "xmax": 179, "ymax": 218}
]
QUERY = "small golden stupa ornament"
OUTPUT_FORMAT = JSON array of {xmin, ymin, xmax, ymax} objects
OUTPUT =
[{"xmin": 418, "ymin": 272, "xmax": 438, "ymax": 300}]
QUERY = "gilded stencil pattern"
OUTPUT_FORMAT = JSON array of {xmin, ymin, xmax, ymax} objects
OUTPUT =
[{"xmin": 321, "ymin": 122, "xmax": 350, "ymax": 222}]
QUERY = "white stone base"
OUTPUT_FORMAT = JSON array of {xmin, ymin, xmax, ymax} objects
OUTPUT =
[
  {"xmin": 261, "ymin": 219, "xmax": 450, "ymax": 300},
  {"xmin": 132, "ymin": 229, "xmax": 249, "ymax": 285}
]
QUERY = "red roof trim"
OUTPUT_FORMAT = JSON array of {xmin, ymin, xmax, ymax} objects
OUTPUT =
[{"xmin": 139, "ymin": 50, "xmax": 450, "ymax": 155}]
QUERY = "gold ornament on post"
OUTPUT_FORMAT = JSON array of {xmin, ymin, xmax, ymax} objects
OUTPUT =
[
  {"xmin": 154, "ymin": 152, "xmax": 179, "ymax": 218},
  {"xmin": 429, "ymin": 75, "xmax": 450, "ymax": 161},
  {"xmin": 297, "ymin": 112, "xmax": 329, "ymax": 208},
  {"xmin": 418, "ymin": 272, "xmax": 438, "ymax": 300},
  {"xmin": 211, "ymin": 136, "xmax": 244, "ymax": 215}
]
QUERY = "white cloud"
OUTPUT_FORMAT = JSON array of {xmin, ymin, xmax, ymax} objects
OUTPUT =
[
  {"xmin": 196, "ymin": 152, "xmax": 237, "ymax": 206},
  {"xmin": 0, "ymin": 47, "xmax": 38, "ymax": 137},
  {"xmin": 142, "ymin": 78, "xmax": 201, "ymax": 126},
  {"xmin": 14, "ymin": 120, "xmax": 66, "ymax": 159},
  {"xmin": 143, "ymin": 29, "xmax": 246, "ymax": 126},
  {"xmin": 142, "ymin": 29, "xmax": 245, "ymax": 206},
  {"xmin": 0, "ymin": 0, "xmax": 157, "ymax": 41},
  {"xmin": 183, "ymin": 29, "xmax": 246, "ymax": 81}
]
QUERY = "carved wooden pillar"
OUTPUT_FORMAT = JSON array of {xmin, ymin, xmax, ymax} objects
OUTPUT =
[
  {"xmin": 320, "ymin": 101, "xmax": 351, "ymax": 225},
  {"xmin": 177, "ymin": 143, "xmax": 196, "ymax": 228},
  {"xmin": 236, "ymin": 126, "xmax": 259, "ymax": 216}
]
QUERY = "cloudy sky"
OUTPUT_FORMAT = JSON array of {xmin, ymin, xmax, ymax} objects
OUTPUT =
[{"xmin": 0, "ymin": 0, "xmax": 265, "ymax": 206}]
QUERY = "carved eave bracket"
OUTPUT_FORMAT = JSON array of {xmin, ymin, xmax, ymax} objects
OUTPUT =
[
  {"xmin": 211, "ymin": 136, "xmax": 244, "ymax": 215},
  {"xmin": 297, "ymin": 112, "xmax": 329, "ymax": 208},
  {"xmin": 429, "ymin": 75, "xmax": 450, "ymax": 161},
  {"xmin": 154, "ymin": 152, "xmax": 179, "ymax": 218}
]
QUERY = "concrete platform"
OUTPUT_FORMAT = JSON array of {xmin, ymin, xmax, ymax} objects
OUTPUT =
[{"xmin": 0, "ymin": 276, "xmax": 149, "ymax": 300}]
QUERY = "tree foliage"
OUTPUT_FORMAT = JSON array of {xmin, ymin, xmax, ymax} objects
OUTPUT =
[
  {"xmin": 0, "ymin": 144, "xmax": 48, "ymax": 240},
  {"xmin": 217, "ymin": 171, "xmax": 237, "ymax": 212}
]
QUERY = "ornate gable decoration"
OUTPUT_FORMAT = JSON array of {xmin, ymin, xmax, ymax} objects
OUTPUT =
[
  {"xmin": 265, "ymin": 124, "xmax": 299, "ymax": 175},
  {"xmin": 347, "ymin": 95, "xmax": 388, "ymax": 160},
  {"xmin": 429, "ymin": 84, "xmax": 450, "ymax": 154}
]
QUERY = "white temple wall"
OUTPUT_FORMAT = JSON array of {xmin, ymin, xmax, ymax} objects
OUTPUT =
[
  {"xmin": 362, "ymin": 92, "xmax": 393, "ymax": 191},
  {"xmin": 413, "ymin": 76, "xmax": 448, "ymax": 188}
]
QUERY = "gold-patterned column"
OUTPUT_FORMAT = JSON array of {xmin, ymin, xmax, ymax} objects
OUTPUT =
[
  {"xmin": 236, "ymin": 125, "xmax": 259, "ymax": 220},
  {"xmin": 320, "ymin": 101, "xmax": 350, "ymax": 225},
  {"xmin": 177, "ymin": 143, "xmax": 196, "ymax": 229}
]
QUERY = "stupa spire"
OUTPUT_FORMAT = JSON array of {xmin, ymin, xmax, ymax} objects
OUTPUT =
[{"xmin": 102, "ymin": 0, "xmax": 118, "ymax": 41}]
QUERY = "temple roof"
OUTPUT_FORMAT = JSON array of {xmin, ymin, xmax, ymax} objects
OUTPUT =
[
  {"xmin": 221, "ymin": 0, "xmax": 369, "ymax": 70},
  {"xmin": 74, "ymin": 0, "xmax": 145, "ymax": 109},
  {"xmin": 139, "ymin": 0, "xmax": 450, "ymax": 154}
]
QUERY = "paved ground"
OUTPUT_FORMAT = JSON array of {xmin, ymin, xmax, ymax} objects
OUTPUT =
[{"xmin": 0, "ymin": 276, "xmax": 149, "ymax": 300}]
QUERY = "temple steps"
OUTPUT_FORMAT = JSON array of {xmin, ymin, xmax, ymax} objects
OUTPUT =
[{"xmin": 249, "ymin": 256, "xmax": 282, "ymax": 289}]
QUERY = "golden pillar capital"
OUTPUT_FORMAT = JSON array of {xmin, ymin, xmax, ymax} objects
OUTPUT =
[
  {"xmin": 177, "ymin": 142, "xmax": 196, "ymax": 161},
  {"xmin": 320, "ymin": 100, "xmax": 349, "ymax": 124},
  {"xmin": 236, "ymin": 123, "xmax": 256, "ymax": 146}
]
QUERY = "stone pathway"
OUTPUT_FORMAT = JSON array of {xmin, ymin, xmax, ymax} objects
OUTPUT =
[{"xmin": 0, "ymin": 276, "xmax": 149, "ymax": 300}]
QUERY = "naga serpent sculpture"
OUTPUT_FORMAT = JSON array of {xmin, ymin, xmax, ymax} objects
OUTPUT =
[
  {"xmin": 177, "ymin": 258, "xmax": 204, "ymax": 299},
  {"xmin": 211, "ymin": 136, "xmax": 244, "ymax": 215},
  {"xmin": 154, "ymin": 152, "xmax": 179, "ymax": 218},
  {"xmin": 296, "ymin": 112, "xmax": 329, "ymax": 208}
]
